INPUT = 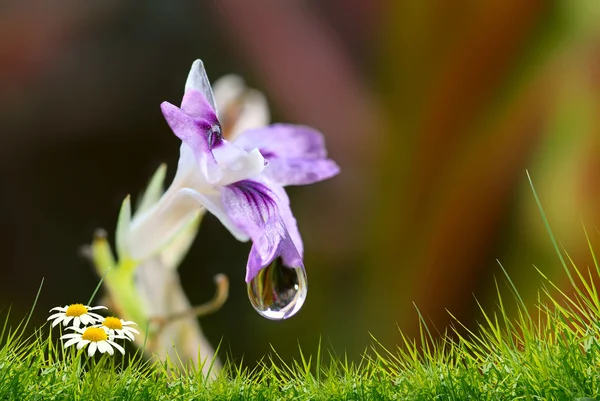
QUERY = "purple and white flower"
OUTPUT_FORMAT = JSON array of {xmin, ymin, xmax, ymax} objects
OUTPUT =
[{"xmin": 127, "ymin": 60, "xmax": 339, "ymax": 282}]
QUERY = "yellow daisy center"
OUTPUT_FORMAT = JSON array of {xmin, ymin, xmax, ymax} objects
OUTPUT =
[
  {"xmin": 103, "ymin": 317, "xmax": 123, "ymax": 330},
  {"xmin": 65, "ymin": 304, "xmax": 88, "ymax": 317},
  {"xmin": 81, "ymin": 327, "xmax": 108, "ymax": 342}
]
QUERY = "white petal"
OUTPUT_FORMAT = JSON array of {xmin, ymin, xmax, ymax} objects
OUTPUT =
[
  {"xmin": 212, "ymin": 145, "xmax": 265, "ymax": 187},
  {"xmin": 213, "ymin": 75, "xmax": 270, "ymax": 141},
  {"xmin": 96, "ymin": 341, "xmax": 108, "ymax": 354},
  {"xmin": 108, "ymin": 341, "xmax": 125, "ymax": 355},
  {"xmin": 63, "ymin": 338, "xmax": 80, "ymax": 348},
  {"xmin": 49, "ymin": 306, "xmax": 67, "ymax": 312},
  {"xmin": 88, "ymin": 306, "xmax": 108, "ymax": 311},
  {"xmin": 185, "ymin": 59, "xmax": 217, "ymax": 113},
  {"xmin": 125, "ymin": 327, "xmax": 140, "ymax": 335},
  {"xmin": 87, "ymin": 312, "xmax": 103, "ymax": 320},
  {"xmin": 88, "ymin": 342, "xmax": 97, "ymax": 357},
  {"xmin": 51, "ymin": 317, "xmax": 64, "ymax": 328},
  {"xmin": 60, "ymin": 333, "xmax": 80, "ymax": 340},
  {"xmin": 213, "ymin": 74, "xmax": 244, "ymax": 116},
  {"xmin": 73, "ymin": 317, "xmax": 80, "ymax": 328},
  {"xmin": 121, "ymin": 320, "xmax": 137, "ymax": 326},
  {"xmin": 77, "ymin": 340, "xmax": 90, "ymax": 350},
  {"xmin": 63, "ymin": 317, "xmax": 73, "ymax": 327},
  {"xmin": 48, "ymin": 313, "xmax": 64, "ymax": 320}
]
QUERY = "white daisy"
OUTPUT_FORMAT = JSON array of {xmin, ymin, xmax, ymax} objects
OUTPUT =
[
  {"xmin": 48, "ymin": 303, "xmax": 107, "ymax": 328},
  {"xmin": 61, "ymin": 326, "xmax": 125, "ymax": 357},
  {"xmin": 98, "ymin": 316, "xmax": 139, "ymax": 341}
]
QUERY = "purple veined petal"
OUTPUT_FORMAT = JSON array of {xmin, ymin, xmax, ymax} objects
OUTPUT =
[
  {"xmin": 178, "ymin": 188, "xmax": 249, "ymax": 242},
  {"xmin": 234, "ymin": 124, "xmax": 339, "ymax": 186},
  {"xmin": 234, "ymin": 124, "xmax": 329, "ymax": 160},
  {"xmin": 222, "ymin": 178, "xmax": 303, "ymax": 282},
  {"xmin": 160, "ymin": 101, "xmax": 222, "ymax": 183},
  {"xmin": 265, "ymin": 158, "xmax": 340, "ymax": 186},
  {"xmin": 184, "ymin": 59, "xmax": 217, "ymax": 114}
]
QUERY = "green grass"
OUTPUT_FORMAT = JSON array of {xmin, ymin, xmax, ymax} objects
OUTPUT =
[{"xmin": 2, "ymin": 174, "xmax": 600, "ymax": 400}]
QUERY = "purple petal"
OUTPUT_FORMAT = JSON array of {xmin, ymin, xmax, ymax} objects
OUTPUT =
[
  {"xmin": 234, "ymin": 124, "xmax": 339, "ymax": 186},
  {"xmin": 235, "ymin": 124, "xmax": 327, "ymax": 159},
  {"xmin": 160, "ymin": 101, "xmax": 222, "ymax": 183},
  {"xmin": 222, "ymin": 179, "xmax": 303, "ymax": 282},
  {"xmin": 266, "ymin": 158, "xmax": 340, "ymax": 186}
]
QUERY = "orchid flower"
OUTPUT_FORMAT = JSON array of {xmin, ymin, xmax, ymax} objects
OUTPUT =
[{"xmin": 125, "ymin": 60, "xmax": 339, "ymax": 288}]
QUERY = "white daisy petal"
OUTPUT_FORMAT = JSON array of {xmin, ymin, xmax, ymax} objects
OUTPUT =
[
  {"xmin": 108, "ymin": 340, "xmax": 125, "ymax": 355},
  {"xmin": 52, "ymin": 317, "xmax": 64, "ymax": 328},
  {"xmin": 48, "ymin": 313, "xmax": 63, "ymax": 320},
  {"xmin": 49, "ymin": 306, "xmax": 67, "ymax": 312},
  {"xmin": 88, "ymin": 342, "xmax": 97, "ymax": 357},
  {"xmin": 64, "ymin": 316, "xmax": 74, "ymax": 326},
  {"xmin": 96, "ymin": 341, "xmax": 108, "ymax": 354},
  {"xmin": 126, "ymin": 327, "xmax": 140, "ymax": 335},
  {"xmin": 60, "ymin": 333, "xmax": 80, "ymax": 340},
  {"xmin": 88, "ymin": 306, "xmax": 108, "ymax": 311},
  {"xmin": 73, "ymin": 317, "xmax": 81, "ymax": 328},
  {"xmin": 63, "ymin": 338, "xmax": 80, "ymax": 348},
  {"xmin": 121, "ymin": 321, "xmax": 137, "ymax": 326},
  {"xmin": 77, "ymin": 340, "xmax": 90, "ymax": 350}
]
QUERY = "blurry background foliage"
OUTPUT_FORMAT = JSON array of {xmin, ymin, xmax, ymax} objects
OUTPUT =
[{"xmin": 1, "ymin": 0, "xmax": 600, "ymax": 365}]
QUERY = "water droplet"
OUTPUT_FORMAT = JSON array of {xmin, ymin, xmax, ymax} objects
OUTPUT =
[{"xmin": 247, "ymin": 258, "xmax": 307, "ymax": 320}]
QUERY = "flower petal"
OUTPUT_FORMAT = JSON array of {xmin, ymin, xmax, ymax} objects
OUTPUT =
[
  {"xmin": 88, "ymin": 342, "xmax": 97, "ymax": 357},
  {"xmin": 63, "ymin": 338, "xmax": 80, "ymax": 348},
  {"xmin": 51, "ymin": 317, "xmax": 64, "ymax": 328},
  {"xmin": 97, "ymin": 341, "xmax": 108, "ymax": 354},
  {"xmin": 178, "ymin": 188, "xmax": 249, "ymax": 242},
  {"xmin": 222, "ymin": 178, "xmax": 303, "ymax": 282},
  {"xmin": 184, "ymin": 59, "xmax": 217, "ymax": 114},
  {"xmin": 160, "ymin": 101, "xmax": 222, "ymax": 183},
  {"xmin": 213, "ymin": 74, "xmax": 270, "ymax": 141},
  {"xmin": 235, "ymin": 124, "xmax": 328, "ymax": 160},
  {"xmin": 234, "ymin": 124, "xmax": 339, "ymax": 186},
  {"xmin": 108, "ymin": 340, "xmax": 125, "ymax": 355},
  {"xmin": 265, "ymin": 158, "xmax": 340, "ymax": 186},
  {"xmin": 77, "ymin": 340, "xmax": 90, "ymax": 350},
  {"xmin": 49, "ymin": 306, "xmax": 67, "ymax": 312}
]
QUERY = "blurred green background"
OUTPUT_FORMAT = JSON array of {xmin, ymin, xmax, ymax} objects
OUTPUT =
[{"xmin": 1, "ymin": 0, "xmax": 600, "ymax": 365}]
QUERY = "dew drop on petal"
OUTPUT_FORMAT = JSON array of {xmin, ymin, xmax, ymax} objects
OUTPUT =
[{"xmin": 247, "ymin": 258, "xmax": 307, "ymax": 320}]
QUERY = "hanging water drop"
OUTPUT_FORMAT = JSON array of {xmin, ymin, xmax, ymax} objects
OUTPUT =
[{"xmin": 247, "ymin": 258, "xmax": 307, "ymax": 320}]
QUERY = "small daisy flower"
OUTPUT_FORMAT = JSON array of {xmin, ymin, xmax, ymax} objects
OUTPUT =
[
  {"xmin": 48, "ymin": 303, "xmax": 107, "ymax": 328},
  {"xmin": 61, "ymin": 326, "xmax": 125, "ymax": 357},
  {"xmin": 99, "ymin": 316, "xmax": 139, "ymax": 341}
]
